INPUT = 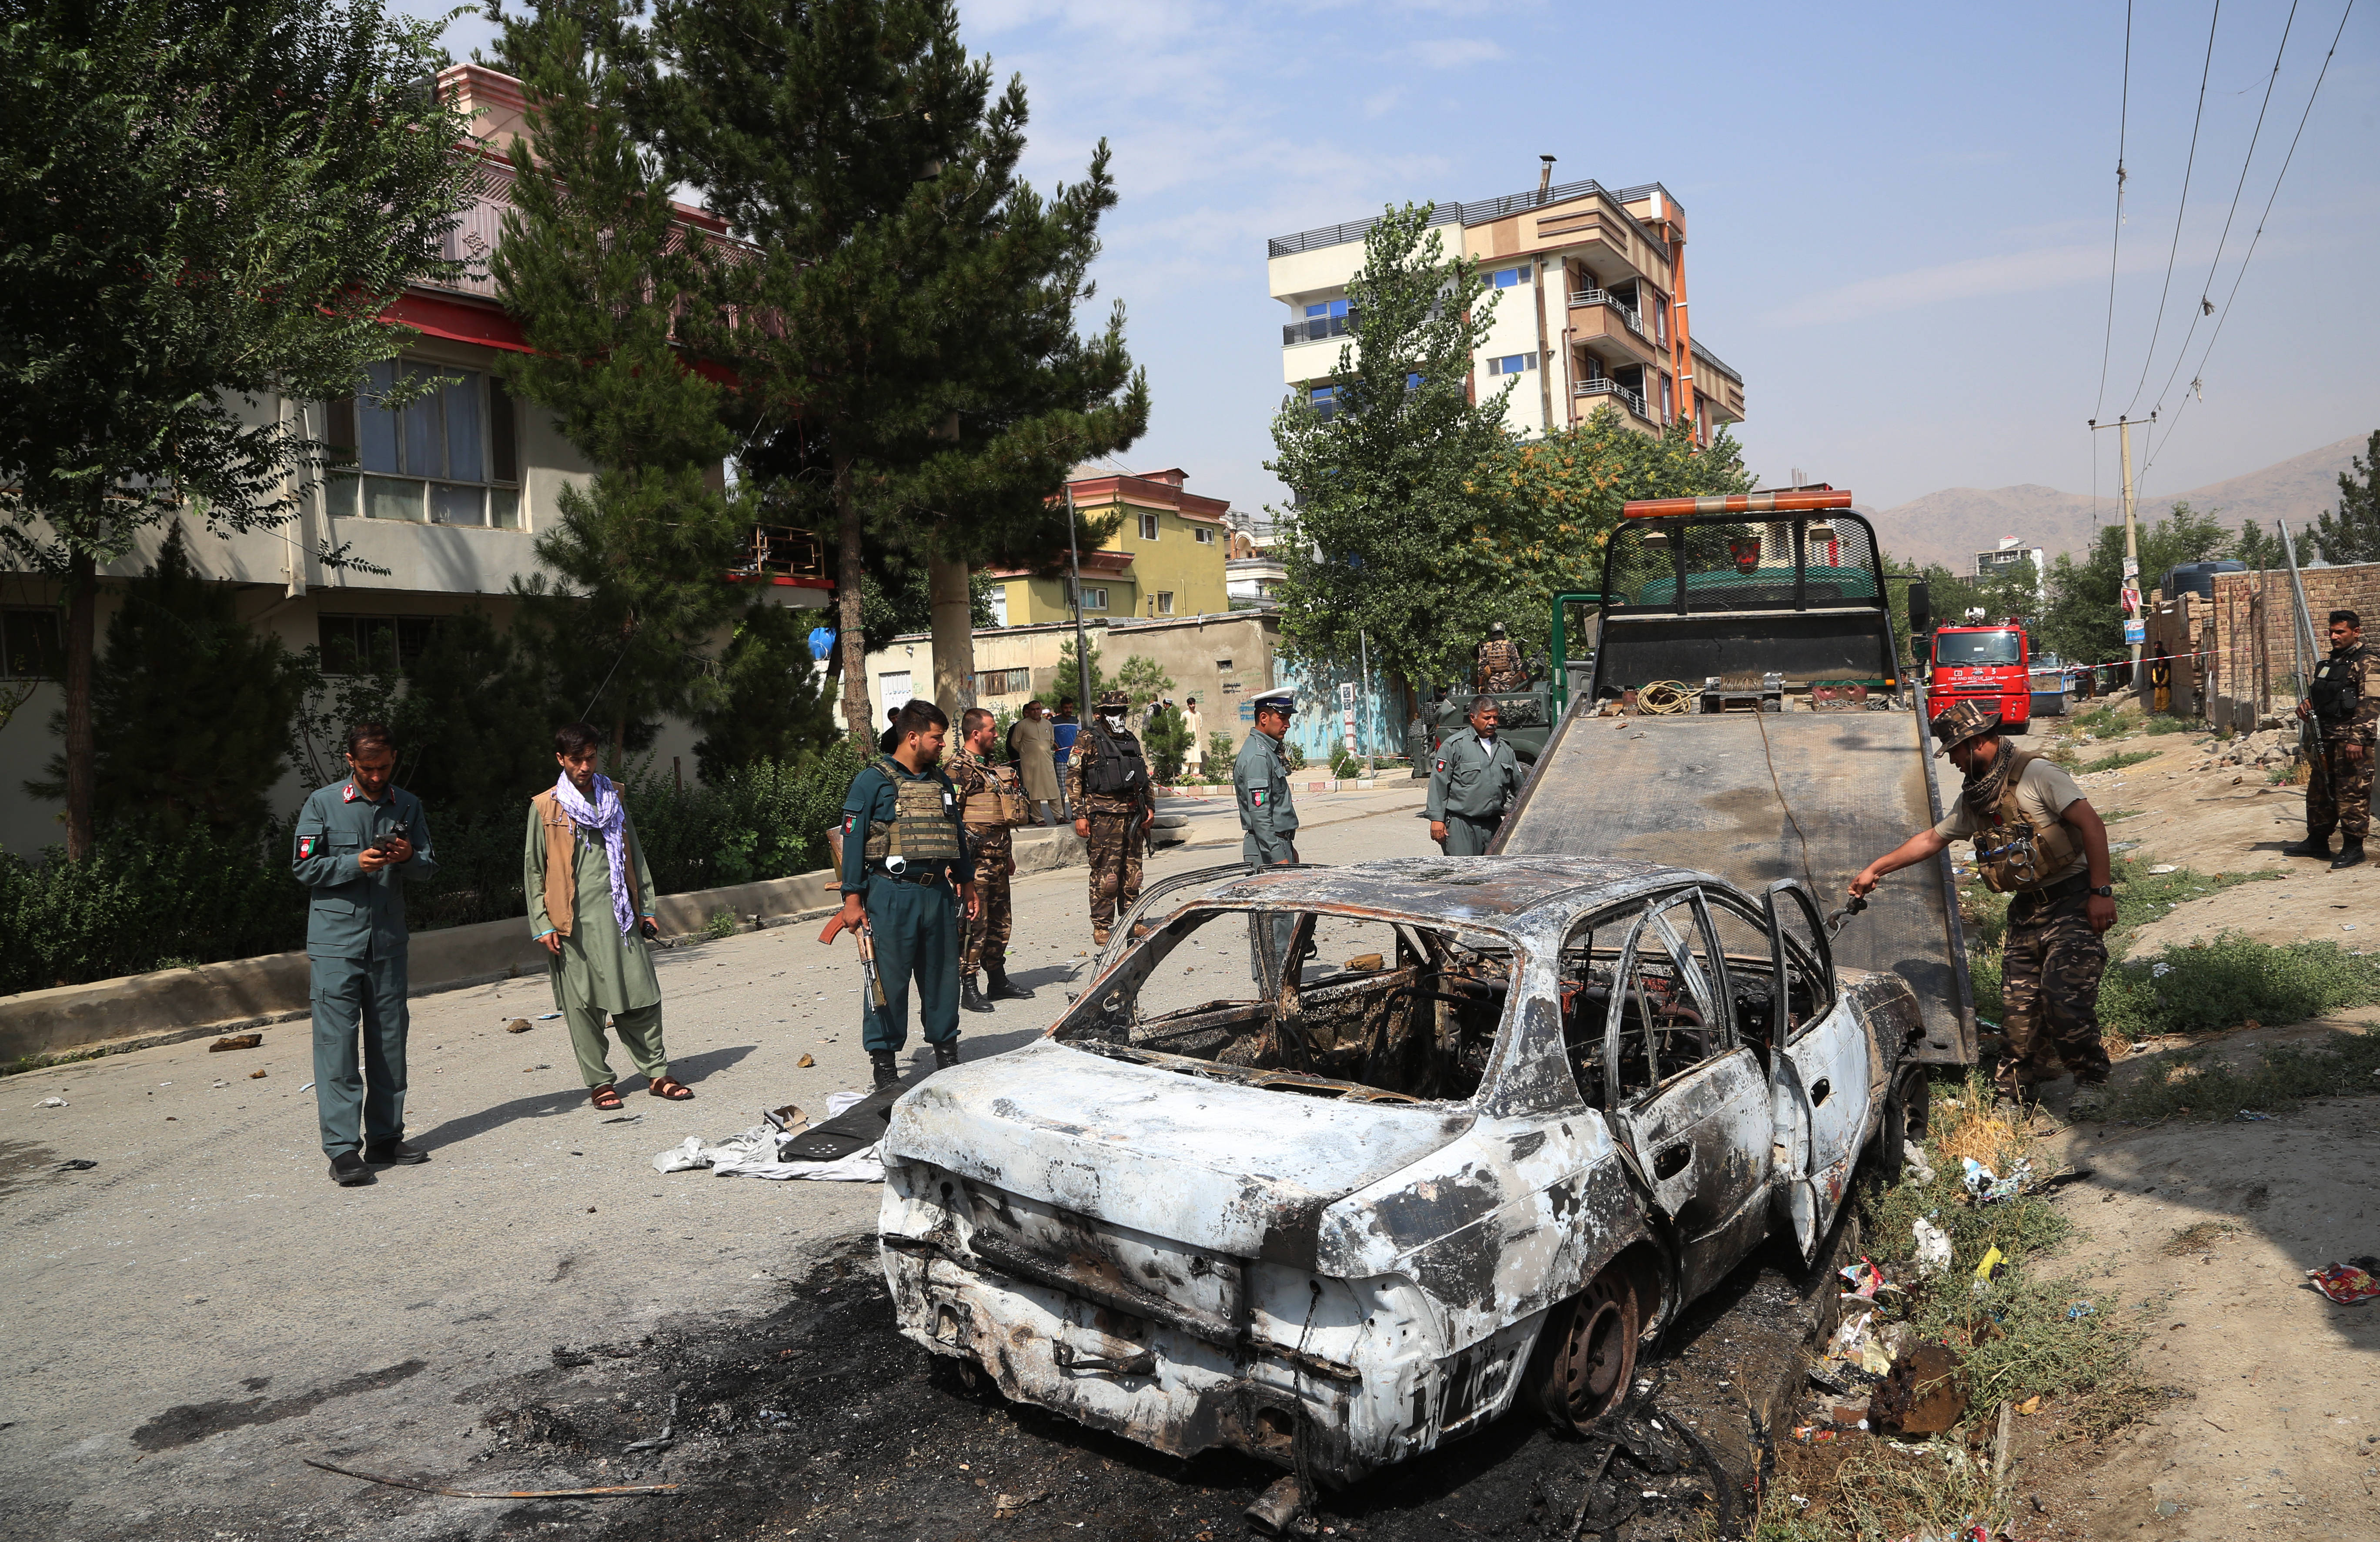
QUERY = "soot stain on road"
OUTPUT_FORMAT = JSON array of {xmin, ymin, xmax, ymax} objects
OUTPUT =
[
  {"xmin": 408, "ymin": 1236, "xmax": 1804, "ymax": 1542},
  {"xmin": 132, "ymin": 1359, "xmax": 428, "ymax": 1451}
]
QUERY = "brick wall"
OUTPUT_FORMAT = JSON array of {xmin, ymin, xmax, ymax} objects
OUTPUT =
[{"xmin": 2203, "ymin": 561, "xmax": 2380, "ymax": 726}]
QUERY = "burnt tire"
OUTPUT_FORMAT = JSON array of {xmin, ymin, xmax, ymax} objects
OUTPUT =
[{"xmin": 1526, "ymin": 1268, "xmax": 1640, "ymax": 1433}]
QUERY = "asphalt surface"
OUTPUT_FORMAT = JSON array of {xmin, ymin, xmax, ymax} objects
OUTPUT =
[{"xmin": 0, "ymin": 778, "xmax": 1441, "ymax": 1542}]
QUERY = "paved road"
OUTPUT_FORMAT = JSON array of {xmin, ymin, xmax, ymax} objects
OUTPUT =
[{"xmin": 0, "ymin": 778, "xmax": 1431, "ymax": 1541}]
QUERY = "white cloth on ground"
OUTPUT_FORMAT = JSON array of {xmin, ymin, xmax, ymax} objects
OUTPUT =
[{"xmin": 650, "ymin": 1090, "xmax": 883, "ymax": 1182}]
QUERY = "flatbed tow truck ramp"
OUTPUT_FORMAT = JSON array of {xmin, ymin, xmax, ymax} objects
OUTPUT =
[{"xmin": 1492, "ymin": 488, "xmax": 1976, "ymax": 1066}]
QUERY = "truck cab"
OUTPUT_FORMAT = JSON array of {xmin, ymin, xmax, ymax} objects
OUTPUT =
[{"xmin": 1923, "ymin": 621, "xmax": 2031, "ymax": 733}]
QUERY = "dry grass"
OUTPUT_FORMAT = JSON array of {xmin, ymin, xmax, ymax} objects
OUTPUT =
[
  {"xmin": 2162, "ymin": 1221, "xmax": 2239, "ymax": 1256},
  {"xmin": 1932, "ymin": 1097, "xmax": 2021, "ymax": 1172}
]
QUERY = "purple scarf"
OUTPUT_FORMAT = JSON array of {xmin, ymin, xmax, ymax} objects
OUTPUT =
[{"xmin": 553, "ymin": 771, "xmax": 637, "ymax": 938}]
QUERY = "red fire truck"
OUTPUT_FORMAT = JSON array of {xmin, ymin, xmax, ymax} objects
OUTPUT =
[{"xmin": 1923, "ymin": 619, "xmax": 2032, "ymax": 732}]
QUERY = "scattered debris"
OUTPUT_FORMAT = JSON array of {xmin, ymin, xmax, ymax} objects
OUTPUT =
[
  {"xmin": 2236, "ymin": 1108, "xmax": 2276, "ymax": 1121},
  {"xmin": 303, "ymin": 1457, "xmax": 676, "ymax": 1499},
  {"xmin": 1961, "ymin": 1156, "xmax": 2031, "ymax": 1204},
  {"xmin": 796, "ymin": 1054, "xmax": 815, "ymax": 1068},
  {"xmin": 36, "ymin": 1097, "xmax": 65, "ymax": 1108},
  {"xmin": 538, "ymin": 1012, "xmax": 561, "ymax": 1020},
  {"xmin": 1972, "ymin": 1246, "xmax": 2009, "ymax": 1293},
  {"xmin": 624, "ymin": 1393, "xmax": 678, "ymax": 1452},
  {"xmin": 55, "ymin": 1158, "xmax": 97, "ymax": 1172},
  {"xmin": 298, "ymin": 1081, "xmax": 314, "ymax": 1092},
  {"xmin": 2307, "ymin": 1261, "xmax": 2380, "ymax": 1305},
  {"xmin": 248, "ymin": 1069, "xmax": 267, "ymax": 1079},
  {"xmin": 1902, "ymin": 1139, "xmax": 1937, "ymax": 1185},
  {"xmin": 654, "ymin": 1091, "xmax": 880, "ymax": 1181},
  {"xmin": 505, "ymin": 1018, "xmax": 534, "ymax": 1034},
  {"xmin": 2067, "ymin": 1301, "xmax": 2097, "ymax": 1319},
  {"xmin": 209, "ymin": 1033, "xmax": 263, "ymax": 1052},
  {"xmin": 1867, "ymin": 1342, "xmax": 1968, "ymax": 1435},
  {"xmin": 1913, "ymin": 1217, "xmax": 1952, "ymax": 1278},
  {"xmin": 993, "ymin": 1489, "xmax": 1050, "ymax": 1520}
]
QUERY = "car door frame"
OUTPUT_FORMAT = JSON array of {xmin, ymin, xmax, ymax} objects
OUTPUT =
[{"xmin": 1759, "ymin": 878, "xmax": 1864, "ymax": 1264}]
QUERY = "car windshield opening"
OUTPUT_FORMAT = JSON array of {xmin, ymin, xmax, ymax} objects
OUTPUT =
[
  {"xmin": 1933, "ymin": 631, "xmax": 2021, "ymax": 666},
  {"xmin": 1052, "ymin": 907, "xmax": 1513, "ymax": 1103}
]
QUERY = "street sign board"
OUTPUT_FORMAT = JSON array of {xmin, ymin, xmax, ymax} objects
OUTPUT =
[{"xmin": 2123, "ymin": 618, "xmax": 2145, "ymax": 645}]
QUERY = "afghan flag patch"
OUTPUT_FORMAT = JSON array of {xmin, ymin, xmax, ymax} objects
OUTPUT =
[
  {"xmin": 297, "ymin": 835, "xmax": 316, "ymax": 859},
  {"xmin": 1251, "ymin": 790, "xmax": 1265, "ymax": 806},
  {"xmin": 842, "ymin": 812, "xmax": 857, "ymax": 833}
]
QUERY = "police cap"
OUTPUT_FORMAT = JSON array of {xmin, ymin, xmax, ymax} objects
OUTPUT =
[{"xmin": 1249, "ymin": 688, "xmax": 1295, "ymax": 718}]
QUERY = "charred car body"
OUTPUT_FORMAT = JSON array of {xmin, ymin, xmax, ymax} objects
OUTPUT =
[{"xmin": 877, "ymin": 857, "xmax": 1922, "ymax": 1485}]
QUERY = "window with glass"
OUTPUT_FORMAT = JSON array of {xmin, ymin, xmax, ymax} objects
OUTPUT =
[
  {"xmin": 326, "ymin": 360, "xmax": 522, "ymax": 529},
  {"xmin": 1304, "ymin": 298, "xmax": 1351, "ymax": 319},
  {"xmin": 318, "ymin": 614, "xmax": 439, "ymax": 675},
  {"xmin": 1074, "ymin": 586, "xmax": 1110, "ymax": 612},
  {"xmin": 1309, "ymin": 384, "xmax": 1340, "ymax": 422},
  {"xmin": 1153, "ymin": 591, "xmax": 1174, "ymax": 616},
  {"xmin": 1483, "ymin": 264, "xmax": 1532, "ymax": 289},
  {"xmin": 1487, "ymin": 353, "xmax": 1536, "ymax": 376},
  {"xmin": 1138, "ymin": 513, "xmax": 1160, "ymax": 541},
  {"xmin": 981, "ymin": 667, "xmax": 1032, "ymax": 696},
  {"xmin": 1194, "ymin": 526, "xmax": 1215, "ymax": 544}
]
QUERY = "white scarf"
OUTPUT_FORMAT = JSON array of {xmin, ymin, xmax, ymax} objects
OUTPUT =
[{"xmin": 552, "ymin": 771, "xmax": 636, "ymax": 937}]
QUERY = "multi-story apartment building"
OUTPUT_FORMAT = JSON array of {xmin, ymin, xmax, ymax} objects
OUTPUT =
[
  {"xmin": 983, "ymin": 467, "xmax": 1231, "ymax": 627},
  {"xmin": 0, "ymin": 65, "xmax": 826, "ymax": 856},
  {"xmin": 1267, "ymin": 170, "xmax": 1746, "ymax": 444}
]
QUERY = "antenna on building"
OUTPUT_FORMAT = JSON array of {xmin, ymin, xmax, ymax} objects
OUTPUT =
[{"xmin": 1538, "ymin": 155, "xmax": 1556, "ymax": 200}]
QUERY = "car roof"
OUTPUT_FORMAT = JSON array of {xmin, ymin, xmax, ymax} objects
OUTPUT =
[{"xmin": 1167, "ymin": 856, "xmax": 1724, "ymax": 940}]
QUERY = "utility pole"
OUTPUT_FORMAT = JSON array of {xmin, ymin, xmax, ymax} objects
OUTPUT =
[
  {"xmin": 1064, "ymin": 486, "xmax": 1094, "ymax": 711},
  {"xmin": 2086, "ymin": 411, "xmax": 2154, "ymax": 688}
]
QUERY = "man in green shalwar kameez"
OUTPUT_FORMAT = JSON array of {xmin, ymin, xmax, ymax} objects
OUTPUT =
[{"xmin": 526, "ymin": 722, "xmax": 691, "ymax": 1110}]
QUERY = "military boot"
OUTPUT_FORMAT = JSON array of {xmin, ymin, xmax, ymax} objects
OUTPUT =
[
  {"xmin": 934, "ymin": 1041, "xmax": 961, "ymax": 1070},
  {"xmin": 869, "ymin": 1050, "xmax": 899, "ymax": 1091},
  {"xmin": 986, "ymin": 966, "xmax": 1033, "ymax": 1001},
  {"xmin": 2281, "ymin": 834, "xmax": 2333, "ymax": 858},
  {"xmin": 1093, "ymin": 926, "xmax": 1111, "ymax": 948},
  {"xmin": 960, "ymin": 973, "xmax": 994, "ymax": 1014},
  {"xmin": 2333, "ymin": 840, "xmax": 2366, "ymax": 871}
]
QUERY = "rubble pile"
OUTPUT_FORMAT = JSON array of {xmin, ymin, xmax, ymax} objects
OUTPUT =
[{"xmin": 2189, "ymin": 727, "xmax": 2301, "ymax": 778}]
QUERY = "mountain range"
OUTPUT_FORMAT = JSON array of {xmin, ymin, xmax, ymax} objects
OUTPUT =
[{"xmin": 1859, "ymin": 433, "xmax": 2368, "ymax": 571}]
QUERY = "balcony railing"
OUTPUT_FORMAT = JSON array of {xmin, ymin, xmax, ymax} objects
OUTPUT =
[
  {"xmin": 1282, "ymin": 313, "xmax": 1357, "ymax": 347},
  {"xmin": 1570, "ymin": 289, "xmax": 1651, "ymax": 342},
  {"xmin": 1574, "ymin": 377, "xmax": 1648, "ymax": 418},
  {"xmin": 734, "ymin": 524, "xmax": 826, "ymax": 580}
]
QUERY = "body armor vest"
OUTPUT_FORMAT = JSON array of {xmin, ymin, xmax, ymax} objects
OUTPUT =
[
  {"xmin": 963, "ymin": 764, "xmax": 1030, "ymax": 828},
  {"xmin": 862, "ymin": 758, "xmax": 963, "ymax": 866},
  {"xmin": 1083, "ymin": 728, "xmax": 1150, "ymax": 798},
  {"xmin": 2309, "ymin": 652, "xmax": 2362, "ymax": 724},
  {"xmin": 1972, "ymin": 748, "xmax": 2080, "ymax": 894}
]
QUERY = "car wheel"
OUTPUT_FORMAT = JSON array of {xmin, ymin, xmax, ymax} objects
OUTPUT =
[{"xmin": 1526, "ymin": 1268, "xmax": 1640, "ymax": 1432}]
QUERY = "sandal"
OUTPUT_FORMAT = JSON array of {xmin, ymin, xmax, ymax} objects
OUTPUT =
[
  {"xmin": 648, "ymin": 1076, "xmax": 694, "ymax": 1101},
  {"xmin": 590, "ymin": 1084, "xmax": 624, "ymax": 1111}
]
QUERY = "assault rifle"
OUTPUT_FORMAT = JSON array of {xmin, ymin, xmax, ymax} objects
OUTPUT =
[{"xmin": 2279, "ymin": 520, "xmax": 2323, "ymax": 769}]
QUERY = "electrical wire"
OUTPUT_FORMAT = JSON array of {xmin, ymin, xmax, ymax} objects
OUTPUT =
[
  {"xmin": 2138, "ymin": 0, "xmax": 2356, "ymax": 487},
  {"xmin": 2123, "ymin": 0, "xmax": 2223, "ymax": 418},
  {"xmin": 2090, "ymin": 0, "xmax": 2136, "ymax": 426},
  {"xmin": 2143, "ymin": 0, "xmax": 2301, "ymax": 421}
]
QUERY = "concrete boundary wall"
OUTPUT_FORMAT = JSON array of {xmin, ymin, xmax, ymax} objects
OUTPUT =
[{"xmin": 0, "ymin": 827, "xmax": 1086, "ymax": 1070}]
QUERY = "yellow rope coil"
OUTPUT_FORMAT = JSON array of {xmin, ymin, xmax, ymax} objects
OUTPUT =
[{"xmin": 1636, "ymin": 680, "xmax": 1696, "ymax": 714}]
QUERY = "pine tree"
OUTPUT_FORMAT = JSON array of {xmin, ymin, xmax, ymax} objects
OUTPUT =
[
  {"xmin": 631, "ymin": 0, "xmax": 1145, "ymax": 734},
  {"xmin": 27, "ymin": 526, "xmax": 307, "ymax": 842},
  {"xmin": 1268, "ymin": 204, "xmax": 1515, "ymax": 691},
  {"xmin": 2310, "ymin": 429, "xmax": 2379, "ymax": 564},
  {"xmin": 691, "ymin": 600, "xmax": 840, "ymax": 782},
  {"xmin": 0, "ymin": 0, "xmax": 472, "ymax": 856},
  {"xmin": 489, "ymin": 4, "xmax": 752, "ymax": 764}
]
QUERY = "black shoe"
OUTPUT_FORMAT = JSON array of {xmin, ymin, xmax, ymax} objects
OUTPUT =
[
  {"xmin": 986, "ymin": 968, "xmax": 1034, "ymax": 1001},
  {"xmin": 960, "ymin": 974, "xmax": 994, "ymax": 1014},
  {"xmin": 2333, "ymin": 841, "xmax": 2366, "ymax": 871},
  {"xmin": 933, "ymin": 1040, "xmax": 961, "ymax": 1070},
  {"xmin": 2281, "ymin": 835, "xmax": 2333, "ymax": 858},
  {"xmin": 328, "ymin": 1152, "xmax": 374, "ymax": 1187},
  {"xmin": 870, "ymin": 1050, "xmax": 900, "ymax": 1091},
  {"xmin": 364, "ymin": 1140, "xmax": 429, "ymax": 1165}
]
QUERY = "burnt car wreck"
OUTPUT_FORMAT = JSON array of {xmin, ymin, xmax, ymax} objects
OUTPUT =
[{"xmin": 876, "ymin": 857, "xmax": 1923, "ymax": 1502}]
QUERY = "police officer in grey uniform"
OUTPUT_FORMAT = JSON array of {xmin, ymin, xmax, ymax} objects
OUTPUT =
[
  {"xmin": 291, "ymin": 722, "xmax": 437, "ymax": 1186},
  {"xmin": 1234, "ymin": 689, "xmax": 1300, "ymax": 867},
  {"xmin": 1427, "ymin": 697, "xmax": 1523, "ymax": 854}
]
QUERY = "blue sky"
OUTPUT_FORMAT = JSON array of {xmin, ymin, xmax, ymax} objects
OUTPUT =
[{"xmin": 417, "ymin": 0, "xmax": 2378, "ymax": 515}]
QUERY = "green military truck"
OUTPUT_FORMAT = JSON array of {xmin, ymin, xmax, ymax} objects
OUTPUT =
[{"xmin": 1488, "ymin": 489, "xmax": 1976, "ymax": 1069}]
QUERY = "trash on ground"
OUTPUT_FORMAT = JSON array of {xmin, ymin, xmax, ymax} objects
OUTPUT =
[
  {"xmin": 248, "ymin": 1069, "xmax": 267, "ymax": 1079},
  {"xmin": 1840, "ymin": 1255, "xmax": 1885, "ymax": 1299},
  {"xmin": 1913, "ymin": 1217, "xmax": 1952, "ymax": 1278},
  {"xmin": 1811, "ymin": 1306, "xmax": 1895, "ymax": 1391},
  {"xmin": 298, "ymin": 1081, "xmax": 314, "ymax": 1092},
  {"xmin": 796, "ymin": 1053, "xmax": 815, "ymax": 1068},
  {"xmin": 2147, "ymin": 864, "xmax": 2178, "ymax": 874},
  {"xmin": 2236, "ymin": 1108, "xmax": 2276, "ymax": 1121},
  {"xmin": 1902, "ymin": 1139, "xmax": 1936, "ymax": 1185},
  {"xmin": 1972, "ymin": 1246, "xmax": 2008, "ymax": 1295},
  {"xmin": 37, "ymin": 1097, "xmax": 66, "ymax": 1108},
  {"xmin": 1867, "ymin": 1342, "xmax": 1968, "ymax": 1435},
  {"xmin": 55, "ymin": 1158, "xmax": 97, "ymax": 1172},
  {"xmin": 2307, "ymin": 1262, "xmax": 2380, "ymax": 1305},
  {"xmin": 993, "ymin": 1491, "xmax": 1050, "ymax": 1520},
  {"xmin": 2067, "ymin": 1300, "xmax": 2096, "ymax": 1319},
  {"xmin": 209, "ymin": 1033, "xmax": 264, "ymax": 1052},
  {"xmin": 505, "ymin": 1018, "xmax": 533, "ymax": 1034},
  {"xmin": 653, "ymin": 1090, "xmax": 881, "ymax": 1181},
  {"xmin": 537, "ymin": 1012, "xmax": 561, "ymax": 1020},
  {"xmin": 1962, "ymin": 1156, "xmax": 2031, "ymax": 1205}
]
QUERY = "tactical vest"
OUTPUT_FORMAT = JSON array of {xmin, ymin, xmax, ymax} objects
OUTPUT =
[
  {"xmin": 2309, "ymin": 652, "xmax": 2362, "ymax": 724},
  {"xmin": 1083, "ymin": 727, "xmax": 1150, "ymax": 798},
  {"xmin": 963, "ymin": 763, "xmax": 1030, "ymax": 829},
  {"xmin": 1971, "ymin": 749, "xmax": 2080, "ymax": 894},
  {"xmin": 861, "ymin": 758, "xmax": 963, "ymax": 866}
]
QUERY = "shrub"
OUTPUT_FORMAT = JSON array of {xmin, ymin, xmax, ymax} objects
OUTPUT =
[
  {"xmin": 1207, "ymin": 731, "xmax": 1237, "ymax": 770},
  {"xmin": 1328, "ymin": 744, "xmax": 1359, "ymax": 779},
  {"xmin": 2103, "ymin": 1025, "xmax": 2380, "ymax": 1121},
  {"xmin": 2099, "ymin": 933, "xmax": 2380, "ymax": 1038},
  {"xmin": 2079, "ymin": 748, "xmax": 2158, "ymax": 774},
  {"xmin": 1141, "ymin": 703, "xmax": 1189, "ymax": 783},
  {"xmin": 0, "ymin": 826, "xmax": 303, "ymax": 995}
]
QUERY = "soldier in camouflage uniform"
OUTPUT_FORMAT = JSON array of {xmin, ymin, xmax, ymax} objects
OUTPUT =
[
  {"xmin": 1475, "ymin": 622, "xmax": 1527, "ymax": 693},
  {"xmin": 1068, "ymin": 690, "xmax": 1155, "ymax": 947},
  {"xmin": 2284, "ymin": 609, "xmax": 2372, "ymax": 870},
  {"xmin": 1851, "ymin": 701, "xmax": 2118, "ymax": 1103},
  {"xmin": 949, "ymin": 708, "xmax": 1033, "ymax": 1011}
]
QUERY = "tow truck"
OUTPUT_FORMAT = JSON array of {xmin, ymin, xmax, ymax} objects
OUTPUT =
[{"xmin": 1491, "ymin": 487, "xmax": 1977, "ymax": 1071}]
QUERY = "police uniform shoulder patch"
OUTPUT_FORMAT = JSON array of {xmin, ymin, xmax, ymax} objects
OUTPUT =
[
  {"xmin": 297, "ymin": 835, "xmax": 315, "ymax": 859},
  {"xmin": 1251, "ymin": 789, "xmax": 1266, "ymax": 806},
  {"xmin": 1435, "ymin": 758, "xmax": 1447, "ymax": 772},
  {"xmin": 842, "ymin": 812, "xmax": 858, "ymax": 833}
]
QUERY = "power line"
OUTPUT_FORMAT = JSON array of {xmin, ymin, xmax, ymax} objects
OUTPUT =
[
  {"xmin": 2138, "ymin": 0, "xmax": 2357, "ymax": 494},
  {"xmin": 2090, "ymin": 0, "xmax": 2135, "ymax": 427},
  {"xmin": 2123, "ymin": 0, "xmax": 2223, "ymax": 418},
  {"xmin": 2143, "ymin": 0, "xmax": 2301, "ymax": 421}
]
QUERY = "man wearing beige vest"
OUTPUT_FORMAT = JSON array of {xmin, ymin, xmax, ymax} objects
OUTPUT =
[{"xmin": 526, "ymin": 721, "xmax": 687, "ymax": 1111}]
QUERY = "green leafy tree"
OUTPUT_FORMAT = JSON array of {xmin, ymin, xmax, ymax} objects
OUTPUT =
[
  {"xmin": 0, "ymin": 0, "xmax": 473, "ymax": 856},
  {"xmin": 2310, "ymin": 429, "xmax": 2379, "ymax": 564},
  {"xmin": 1112, "ymin": 654, "xmax": 1174, "ymax": 714},
  {"xmin": 1141, "ymin": 702, "xmax": 1189, "ymax": 783},
  {"xmin": 1051, "ymin": 633, "xmax": 1108, "ymax": 706},
  {"xmin": 2231, "ymin": 519, "xmax": 2286, "ymax": 571},
  {"xmin": 489, "ymin": 5, "xmax": 751, "ymax": 764},
  {"xmin": 1464, "ymin": 412, "xmax": 1756, "ymax": 653},
  {"xmin": 690, "ymin": 601, "xmax": 841, "ymax": 782},
  {"xmin": 632, "ymin": 0, "xmax": 1146, "ymax": 733},
  {"xmin": 1268, "ymin": 203, "xmax": 1513, "ymax": 691},
  {"xmin": 27, "ymin": 526, "xmax": 307, "ymax": 841},
  {"xmin": 2039, "ymin": 501, "xmax": 2228, "ymax": 668},
  {"xmin": 387, "ymin": 610, "xmax": 556, "ymax": 812},
  {"xmin": 860, "ymin": 555, "xmax": 994, "ymax": 653}
]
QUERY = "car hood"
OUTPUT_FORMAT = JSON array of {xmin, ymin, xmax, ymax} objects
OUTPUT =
[{"xmin": 882, "ymin": 1039, "xmax": 1474, "ymax": 1263}]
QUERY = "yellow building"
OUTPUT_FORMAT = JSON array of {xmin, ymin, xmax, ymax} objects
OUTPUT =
[{"xmin": 986, "ymin": 468, "xmax": 1232, "ymax": 626}]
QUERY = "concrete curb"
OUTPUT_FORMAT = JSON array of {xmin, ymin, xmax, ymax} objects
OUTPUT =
[{"xmin": 0, "ymin": 824, "xmax": 1090, "ymax": 1071}]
